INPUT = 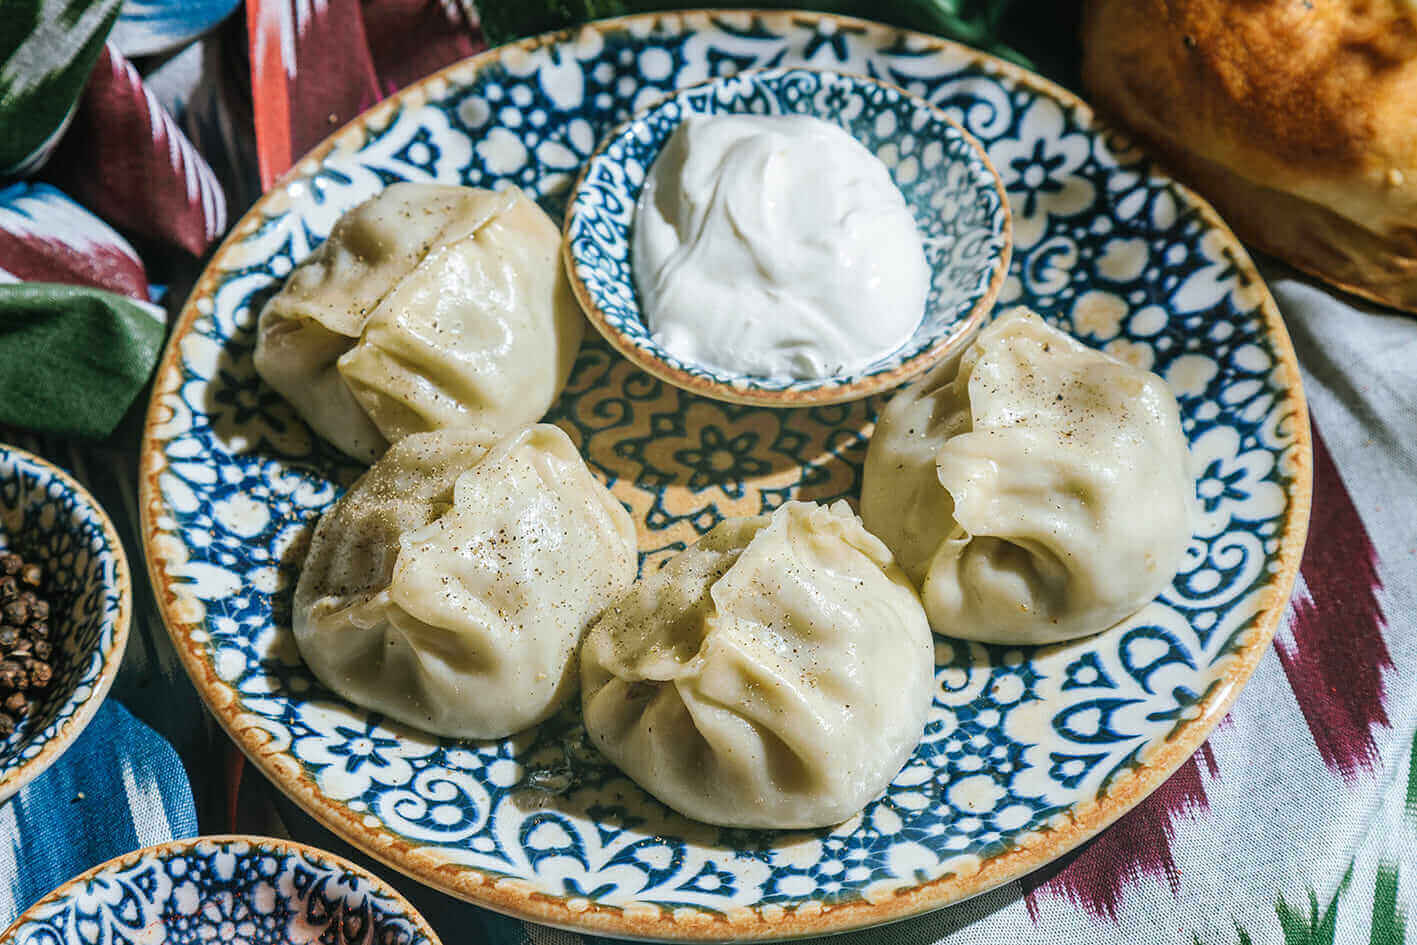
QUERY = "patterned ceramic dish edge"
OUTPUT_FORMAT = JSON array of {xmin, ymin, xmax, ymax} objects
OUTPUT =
[
  {"xmin": 137, "ymin": 11, "xmax": 1312, "ymax": 941},
  {"xmin": 0, "ymin": 444, "xmax": 130, "ymax": 802},
  {"xmin": 0, "ymin": 834, "xmax": 443, "ymax": 945},
  {"xmin": 563, "ymin": 66, "xmax": 1012, "ymax": 407}
]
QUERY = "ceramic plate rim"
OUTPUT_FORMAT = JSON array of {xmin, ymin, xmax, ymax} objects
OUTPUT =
[
  {"xmin": 0, "ymin": 833, "xmax": 444, "ymax": 945},
  {"xmin": 0, "ymin": 443, "xmax": 131, "ymax": 803},
  {"xmin": 561, "ymin": 64, "xmax": 1012, "ymax": 407},
  {"xmin": 138, "ymin": 10, "xmax": 1313, "ymax": 941}
]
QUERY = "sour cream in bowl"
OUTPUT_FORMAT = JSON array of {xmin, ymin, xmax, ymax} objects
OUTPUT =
[
  {"xmin": 564, "ymin": 67, "xmax": 1011, "ymax": 407},
  {"xmin": 635, "ymin": 113, "xmax": 931, "ymax": 380}
]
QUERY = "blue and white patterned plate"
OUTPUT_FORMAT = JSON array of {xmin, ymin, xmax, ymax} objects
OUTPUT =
[
  {"xmin": 1, "ymin": 835, "xmax": 440, "ymax": 945},
  {"xmin": 139, "ymin": 11, "xmax": 1311, "ymax": 941},
  {"xmin": 0, "ymin": 444, "xmax": 130, "ymax": 802},
  {"xmin": 564, "ymin": 66, "xmax": 1010, "ymax": 406}
]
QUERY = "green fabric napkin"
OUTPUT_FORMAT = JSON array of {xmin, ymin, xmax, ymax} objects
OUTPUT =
[
  {"xmin": 0, "ymin": 284, "xmax": 165, "ymax": 439},
  {"xmin": 477, "ymin": 0, "xmax": 1082, "ymax": 87}
]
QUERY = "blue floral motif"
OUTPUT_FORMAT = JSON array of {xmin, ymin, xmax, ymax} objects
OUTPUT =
[
  {"xmin": 1062, "ymin": 652, "xmax": 1117, "ymax": 691},
  {"xmin": 141, "ymin": 12, "xmax": 1307, "ymax": 927},
  {"xmin": 672, "ymin": 426, "xmax": 773, "ymax": 494},
  {"xmin": 6, "ymin": 838, "xmax": 434, "ymax": 945},
  {"xmin": 1190, "ymin": 426, "xmax": 1288, "ymax": 537},
  {"xmin": 319, "ymin": 721, "xmax": 413, "ymax": 780},
  {"xmin": 1048, "ymin": 751, "xmax": 1107, "ymax": 790},
  {"xmin": 987, "ymin": 97, "xmax": 1094, "ymax": 248},
  {"xmin": 1053, "ymin": 698, "xmax": 1144, "ymax": 745},
  {"xmin": 1119, "ymin": 626, "xmax": 1197, "ymax": 695}
]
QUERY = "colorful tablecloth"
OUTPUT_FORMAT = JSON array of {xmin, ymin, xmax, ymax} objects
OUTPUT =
[{"xmin": 2, "ymin": 3, "xmax": 1414, "ymax": 943}]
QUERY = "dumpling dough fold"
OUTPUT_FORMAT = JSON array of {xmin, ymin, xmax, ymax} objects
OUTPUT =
[
  {"xmin": 255, "ymin": 183, "xmax": 583, "ymax": 461},
  {"xmin": 581, "ymin": 501, "xmax": 934, "ymax": 830},
  {"xmin": 862, "ymin": 308, "xmax": 1193, "ymax": 645},
  {"xmin": 294, "ymin": 424, "xmax": 637, "ymax": 739}
]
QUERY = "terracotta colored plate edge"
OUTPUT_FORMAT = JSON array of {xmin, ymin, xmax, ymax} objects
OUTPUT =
[{"xmin": 136, "ymin": 10, "xmax": 1313, "ymax": 942}]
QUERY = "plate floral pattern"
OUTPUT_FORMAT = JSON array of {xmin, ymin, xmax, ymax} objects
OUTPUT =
[
  {"xmin": 0, "ymin": 444, "xmax": 130, "ymax": 802},
  {"xmin": 139, "ymin": 11, "xmax": 1311, "ymax": 940},
  {"xmin": 1, "ymin": 836, "xmax": 439, "ymax": 945}
]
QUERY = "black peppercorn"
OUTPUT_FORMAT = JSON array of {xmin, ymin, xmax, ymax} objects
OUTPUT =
[
  {"xmin": 3, "ymin": 692, "xmax": 28, "ymax": 717},
  {"xmin": 3, "ymin": 600, "xmax": 27, "ymax": 625},
  {"xmin": 0, "ymin": 551, "xmax": 55, "ymax": 739}
]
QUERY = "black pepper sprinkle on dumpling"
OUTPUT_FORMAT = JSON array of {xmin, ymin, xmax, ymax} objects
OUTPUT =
[
  {"xmin": 862, "ymin": 307, "xmax": 1193, "ymax": 645},
  {"xmin": 580, "ymin": 500, "xmax": 933, "ymax": 830},
  {"xmin": 254, "ymin": 183, "xmax": 584, "ymax": 463},
  {"xmin": 293, "ymin": 424, "xmax": 636, "ymax": 740}
]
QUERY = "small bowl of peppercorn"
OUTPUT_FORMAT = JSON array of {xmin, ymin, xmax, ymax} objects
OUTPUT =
[{"xmin": 0, "ymin": 444, "xmax": 130, "ymax": 801}]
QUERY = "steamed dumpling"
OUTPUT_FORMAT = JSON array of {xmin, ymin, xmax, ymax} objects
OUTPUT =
[
  {"xmin": 255, "ymin": 183, "xmax": 584, "ymax": 461},
  {"xmin": 862, "ymin": 308, "xmax": 1193, "ymax": 645},
  {"xmin": 294, "ymin": 424, "xmax": 636, "ymax": 739},
  {"xmin": 581, "ymin": 501, "xmax": 934, "ymax": 830}
]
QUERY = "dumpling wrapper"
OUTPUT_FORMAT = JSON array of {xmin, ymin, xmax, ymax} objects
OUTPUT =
[
  {"xmin": 254, "ymin": 183, "xmax": 584, "ymax": 462},
  {"xmin": 581, "ymin": 500, "xmax": 934, "ymax": 830},
  {"xmin": 294, "ymin": 424, "xmax": 637, "ymax": 739},
  {"xmin": 862, "ymin": 307, "xmax": 1193, "ymax": 645}
]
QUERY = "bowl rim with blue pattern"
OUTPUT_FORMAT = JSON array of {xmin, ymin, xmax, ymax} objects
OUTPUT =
[
  {"xmin": 137, "ymin": 10, "xmax": 1311, "ymax": 941},
  {"xmin": 0, "ymin": 443, "xmax": 130, "ymax": 803},
  {"xmin": 0, "ymin": 834, "xmax": 444, "ymax": 945},
  {"xmin": 562, "ymin": 65, "xmax": 1012, "ymax": 407}
]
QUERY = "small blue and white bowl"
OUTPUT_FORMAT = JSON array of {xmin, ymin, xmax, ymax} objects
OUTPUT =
[
  {"xmin": 0, "ymin": 444, "xmax": 129, "ymax": 802},
  {"xmin": 1, "ymin": 835, "xmax": 442, "ymax": 945},
  {"xmin": 563, "ymin": 66, "xmax": 1012, "ymax": 407}
]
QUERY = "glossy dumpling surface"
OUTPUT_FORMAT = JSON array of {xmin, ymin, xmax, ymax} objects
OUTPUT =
[
  {"xmin": 254, "ymin": 183, "xmax": 584, "ymax": 461},
  {"xmin": 294, "ymin": 424, "xmax": 637, "ymax": 739},
  {"xmin": 580, "ymin": 500, "xmax": 934, "ymax": 830},
  {"xmin": 862, "ymin": 307, "xmax": 1193, "ymax": 645}
]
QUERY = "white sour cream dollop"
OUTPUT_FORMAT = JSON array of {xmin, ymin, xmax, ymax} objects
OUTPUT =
[{"xmin": 632, "ymin": 114, "xmax": 929, "ymax": 380}]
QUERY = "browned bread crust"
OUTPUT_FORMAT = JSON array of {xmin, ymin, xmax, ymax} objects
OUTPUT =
[{"xmin": 1082, "ymin": 0, "xmax": 1417, "ymax": 311}]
